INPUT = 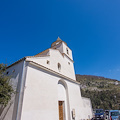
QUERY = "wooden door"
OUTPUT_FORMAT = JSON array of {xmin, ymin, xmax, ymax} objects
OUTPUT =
[{"xmin": 59, "ymin": 101, "xmax": 64, "ymax": 120}]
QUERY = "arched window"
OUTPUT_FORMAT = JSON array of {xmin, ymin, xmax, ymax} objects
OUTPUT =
[
  {"xmin": 47, "ymin": 60, "xmax": 50, "ymax": 64},
  {"xmin": 66, "ymin": 48, "xmax": 69, "ymax": 55},
  {"xmin": 58, "ymin": 63, "xmax": 61, "ymax": 71}
]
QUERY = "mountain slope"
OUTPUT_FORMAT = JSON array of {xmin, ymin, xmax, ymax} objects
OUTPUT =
[{"xmin": 76, "ymin": 74, "xmax": 120, "ymax": 110}]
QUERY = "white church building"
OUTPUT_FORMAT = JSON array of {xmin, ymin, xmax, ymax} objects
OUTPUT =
[{"xmin": 1, "ymin": 37, "xmax": 93, "ymax": 120}]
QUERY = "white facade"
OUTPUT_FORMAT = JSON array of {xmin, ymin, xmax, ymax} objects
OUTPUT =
[{"xmin": 2, "ymin": 37, "xmax": 93, "ymax": 120}]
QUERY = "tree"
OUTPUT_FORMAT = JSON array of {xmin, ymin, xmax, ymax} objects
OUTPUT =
[{"xmin": 0, "ymin": 63, "xmax": 14, "ymax": 108}]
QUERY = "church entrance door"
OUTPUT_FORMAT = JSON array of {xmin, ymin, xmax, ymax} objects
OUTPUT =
[{"xmin": 58, "ymin": 101, "xmax": 64, "ymax": 120}]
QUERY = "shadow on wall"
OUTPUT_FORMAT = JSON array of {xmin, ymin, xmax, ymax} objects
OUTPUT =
[{"xmin": 0, "ymin": 95, "xmax": 14, "ymax": 120}]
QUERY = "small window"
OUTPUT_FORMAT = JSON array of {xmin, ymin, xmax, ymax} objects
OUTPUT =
[
  {"xmin": 47, "ymin": 60, "xmax": 50, "ymax": 64},
  {"xmin": 66, "ymin": 48, "xmax": 69, "ymax": 55},
  {"xmin": 58, "ymin": 63, "xmax": 61, "ymax": 71},
  {"xmin": 68, "ymin": 62, "xmax": 70, "ymax": 65},
  {"xmin": 12, "ymin": 69, "xmax": 15, "ymax": 73},
  {"xmin": 6, "ymin": 71, "xmax": 9, "ymax": 75}
]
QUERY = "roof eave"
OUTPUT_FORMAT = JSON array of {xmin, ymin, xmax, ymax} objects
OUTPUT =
[{"xmin": 7, "ymin": 57, "xmax": 26, "ymax": 69}]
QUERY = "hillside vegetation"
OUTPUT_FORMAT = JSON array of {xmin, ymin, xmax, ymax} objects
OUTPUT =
[{"xmin": 76, "ymin": 74, "xmax": 120, "ymax": 110}]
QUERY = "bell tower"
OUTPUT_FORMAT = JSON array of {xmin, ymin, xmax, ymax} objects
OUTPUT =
[{"xmin": 51, "ymin": 37, "xmax": 73, "ymax": 61}]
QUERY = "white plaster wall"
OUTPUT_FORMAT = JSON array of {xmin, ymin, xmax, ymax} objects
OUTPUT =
[
  {"xmin": 62, "ymin": 42, "xmax": 73, "ymax": 60},
  {"xmin": 67, "ymin": 81, "xmax": 92, "ymax": 120},
  {"xmin": 26, "ymin": 49, "xmax": 76, "ymax": 80},
  {"xmin": 66, "ymin": 80, "xmax": 93, "ymax": 120},
  {"xmin": 21, "ymin": 64, "xmax": 59, "ymax": 120},
  {"xmin": 66, "ymin": 81, "xmax": 86, "ymax": 120},
  {"xmin": 21, "ymin": 63, "xmax": 92, "ymax": 120},
  {"xmin": 82, "ymin": 97, "xmax": 93, "ymax": 119},
  {"xmin": 2, "ymin": 61, "xmax": 24, "ymax": 120},
  {"xmin": 2, "ymin": 56, "xmax": 92, "ymax": 120},
  {"xmin": 63, "ymin": 55, "xmax": 76, "ymax": 80}
]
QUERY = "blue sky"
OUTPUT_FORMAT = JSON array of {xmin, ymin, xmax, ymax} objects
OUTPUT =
[{"xmin": 0, "ymin": 0, "xmax": 120, "ymax": 80}]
